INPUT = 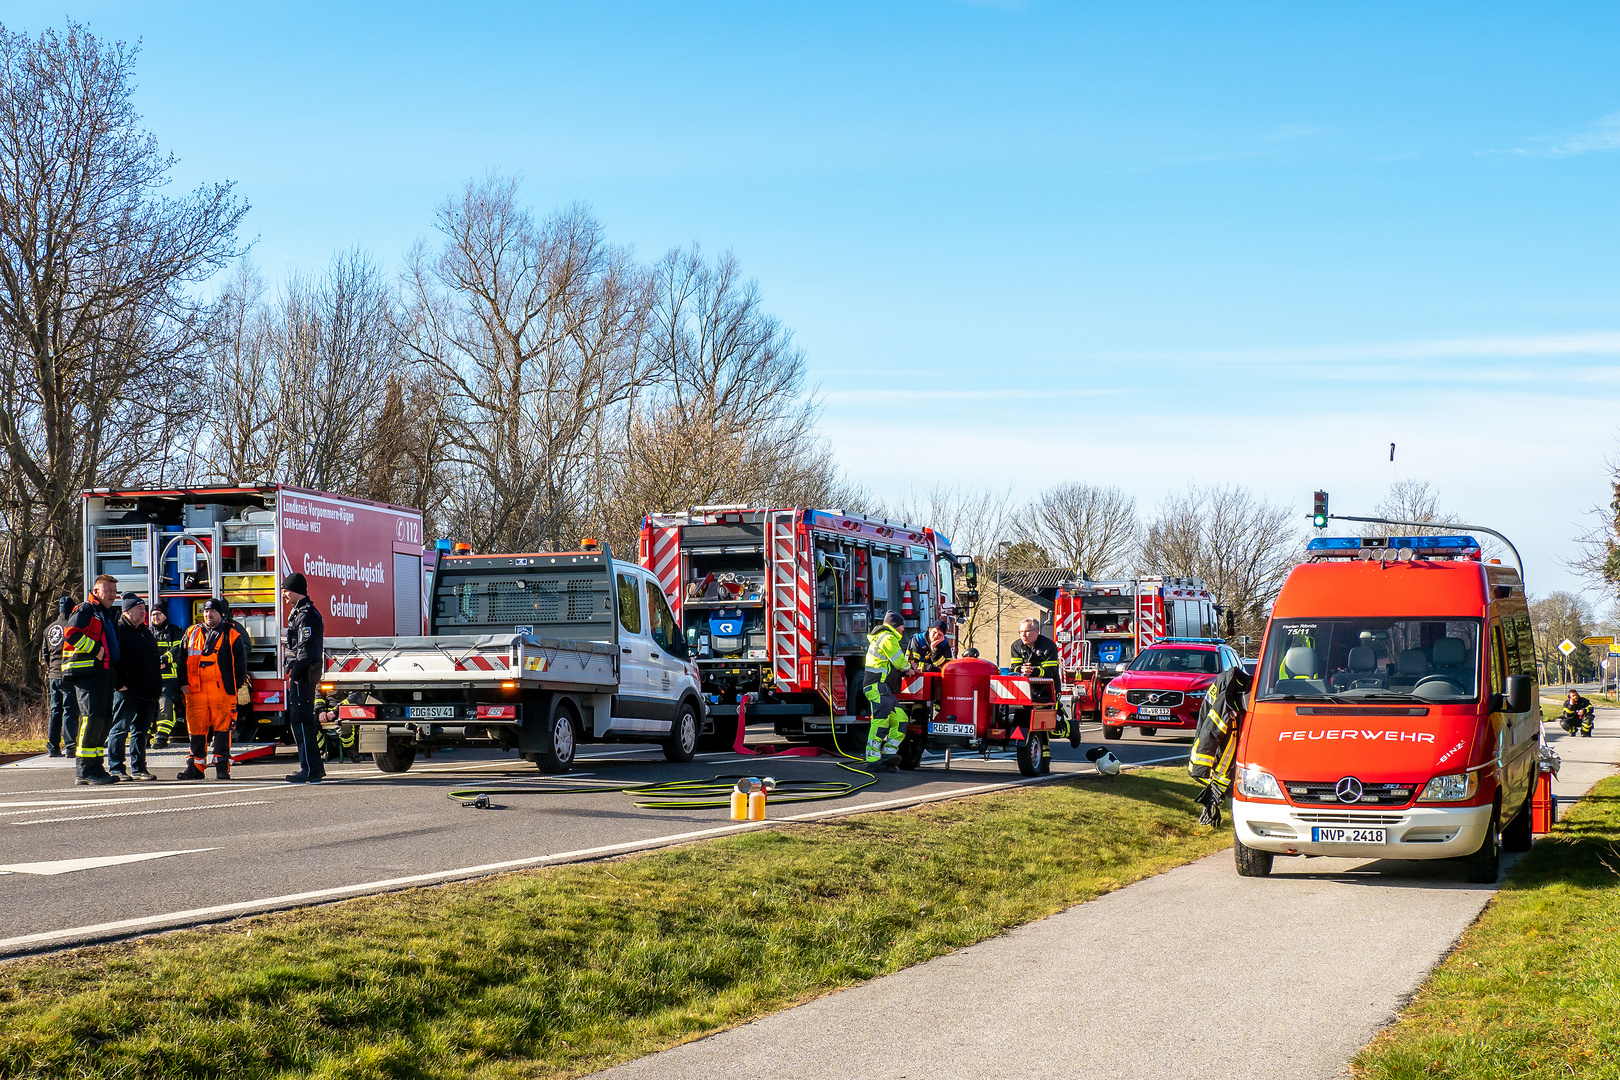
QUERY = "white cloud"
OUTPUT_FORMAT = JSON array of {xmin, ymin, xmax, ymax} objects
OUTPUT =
[
  {"xmin": 1091, "ymin": 331, "xmax": 1620, "ymax": 366},
  {"xmin": 1514, "ymin": 112, "xmax": 1620, "ymax": 157}
]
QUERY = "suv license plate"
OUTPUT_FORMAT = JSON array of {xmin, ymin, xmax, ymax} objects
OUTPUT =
[
  {"xmin": 1312, "ymin": 827, "xmax": 1387, "ymax": 844},
  {"xmin": 407, "ymin": 706, "xmax": 455, "ymax": 719},
  {"xmin": 1138, "ymin": 706, "xmax": 1172, "ymax": 716},
  {"xmin": 929, "ymin": 722, "xmax": 976, "ymax": 737}
]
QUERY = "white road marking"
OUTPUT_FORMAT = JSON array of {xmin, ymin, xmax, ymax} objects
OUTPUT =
[
  {"xmin": 0, "ymin": 771, "xmax": 1065, "ymax": 952},
  {"xmin": 13, "ymin": 801, "xmax": 273, "ymax": 826},
  {"xmin": 0, "ymin": 789, "xmax": 275, "ymax": 818},
  {"xmin": 0, "ymin": 848, "xmax": 215, "ymax": 876}
]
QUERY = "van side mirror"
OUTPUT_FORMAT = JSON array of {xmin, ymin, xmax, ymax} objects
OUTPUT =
[
  {"xmin": 962, "ymin": 559, "xmax": 978, "ymax": 590},
  {"xmin": 1504, "ymin": 675, "xmax": 1532, "ymax": 714}
]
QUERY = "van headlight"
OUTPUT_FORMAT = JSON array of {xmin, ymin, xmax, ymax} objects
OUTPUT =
[
  {"xmin": 1418, "ymin": 772, "xmax": 1478, "ymax": 802},
  {"xmin": 1236, "ymin": 764, "xmax": 1282, "ymax": 800}
]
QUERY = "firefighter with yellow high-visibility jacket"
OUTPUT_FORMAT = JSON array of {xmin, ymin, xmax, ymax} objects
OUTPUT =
[
  {"xmin": 863, "ymin": 611, "xmax": 918, "ymax": 772},
  {"xmin": 1189, "ymin": 666, "xmax": 1253, "ymax": 825},
  {"xmin": 313, "ymin": 689, "xmax": 363, "ymax": 763}
]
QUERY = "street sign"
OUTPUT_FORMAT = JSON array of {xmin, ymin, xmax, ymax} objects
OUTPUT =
[
  {"xmin": 1559, "ymin": 639, "xmax": 1576, "ymax": 656},
  {"xmin": 1610, "ymin": 644, "xmax": 1620, "ymax": 656},
  {"xmin": 1582, "ymin": 636, "xmax": 1614, "ymax": 646}
]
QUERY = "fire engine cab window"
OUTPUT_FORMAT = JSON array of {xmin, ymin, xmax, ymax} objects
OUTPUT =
[
  {"xmin": 1257, "ymin": 619, "xmax": 1480, "ymax": 702},
  {"xmin": 617, "ymin": 574, "xmax": 642, "ymax": 636},
  {"xmin": 1129, "ymin": 648, "xmax": 1220, "ymax": 674}
]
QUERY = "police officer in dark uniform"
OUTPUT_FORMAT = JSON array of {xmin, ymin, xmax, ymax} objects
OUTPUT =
[{"xmin": 281, "ymin": 572, "xmax": 326, "ymax": 783}]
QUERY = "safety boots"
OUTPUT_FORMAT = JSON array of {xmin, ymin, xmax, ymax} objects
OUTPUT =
[
  {"xmin": 214, "ymin": 760, "xmax": 230, "ymax": 781},
  {"xmin": 177, "ymin": 758, "xmax": 205, "ymax": 781}
]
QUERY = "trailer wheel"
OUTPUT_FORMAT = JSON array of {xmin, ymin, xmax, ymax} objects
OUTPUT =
[
  {"xmin": 375, "ymin": 741, "xmax": 415, "ymax": 774},
  {"xmin": 897, "ymin": 733, "xmax": 925, "ymax": 771},
  {"xmin": 663, "ymin": 702, "xmax": 699, "ymax": 763},
  {"xmin": 1233, "ymin": 833, "xmax": 1273, "ymax": 877},
  {"xmin": 1102, "ymin": 724, "xmax": 1123, "ymax": 741},
  {"xmin": 1016, "ymin": 732, "xmax": 1043, "ymax": 776},
  {"xmin": 537, "ymin": 704, "xmax": 577, "ymax": 774},
  {"xmin": 1463, "ymin": 806, "xmax": 1501, "ymax": 884},
  {"xmin": 1138, "ymin": 726, "xmax": 1158, "ymax": 737}
]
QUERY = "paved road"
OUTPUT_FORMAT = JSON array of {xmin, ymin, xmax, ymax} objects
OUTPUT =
[
  {"xmin": 594, "ymin": 710, "xmax": 1620, "ymax": 1080},
  {"xmin": 0, "ymin": 724, "xmax": 1185, "ymax": 956}
]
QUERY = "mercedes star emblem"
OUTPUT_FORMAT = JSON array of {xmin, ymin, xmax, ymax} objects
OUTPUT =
[{"xmin": 1335, "ymin": 776, "xmax": 1364, "ymax": 804}]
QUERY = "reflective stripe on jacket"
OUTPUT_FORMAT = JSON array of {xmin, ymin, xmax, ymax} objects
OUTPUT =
[
  {"xmin": 865, "ymin": 625, "xmax": 908, "ymax": 677},
  {"xmin": 62, "ymin": 600, "xmax": 118, "ymax": 677},
  {"xmin": 184, "ymin": 622, "xmax": 247, "ymax": 696}
]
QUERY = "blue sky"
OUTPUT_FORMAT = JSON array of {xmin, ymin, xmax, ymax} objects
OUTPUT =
[{"xmin": 11, "ymin": 2, "xmax": 1620, "ymax": 598}]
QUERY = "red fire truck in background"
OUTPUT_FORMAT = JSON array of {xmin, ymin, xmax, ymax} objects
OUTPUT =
[
  {"xmin": 1054, "ymin": 576, "xmax": 1219, "ymax": 723},
  {"xmin": 81, "ymin": 484, "xmax": 427, "ymax": 740},
  {"xmin": 640, "ymin": 507, "xmax": 975, "ymax": 747}
]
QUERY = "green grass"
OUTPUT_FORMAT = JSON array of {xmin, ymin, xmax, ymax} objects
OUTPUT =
[
  {"xmin": 1353, "ymin": 774, "xmax": 1620, "ymax": 1079},
  {"xmin": 0, "ymin": 737, "xmax": 46, "ymax": 755},
  {"xmin": 0, "ymin": 769, "xmax": 1228, "ymax": 1080}
]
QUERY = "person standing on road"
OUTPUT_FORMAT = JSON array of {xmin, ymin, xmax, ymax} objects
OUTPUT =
[
  {"xmin": 61, "ymin": 575, "xmax": 122, "ymax": 785},
  {"xmin": 281, "ymin": 573, "xmax": 326, "ymax": 783},
  {"xmin": 862, "ymin": 611, "xmax": 919, "ymax": 772},
  {"xmin": 178, "ymin": 598, "xmax": 247, "ymax": 781},
  {"xmin": 108, "ymin": 594, "xmax": 161, "ymax": 781},
  {"xmin": 150, "ymin": 606, "xmax": 186, "ymax": 749},
  {"xmin": 1011, "ymin": 617, "xmax": 1071, "ymax": 746},
  {"xmin": 1188, "ymin": 665, "xmax": 1253, "ymax": 825},
  {"xmin": 41, "ymin": 596, "xmax": 76, "ymax": 757}
]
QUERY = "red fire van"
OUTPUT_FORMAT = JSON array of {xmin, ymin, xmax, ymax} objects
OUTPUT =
[{"xmin": 1231, "ymin": 535, "xmax": 1537, "ymax": 883}]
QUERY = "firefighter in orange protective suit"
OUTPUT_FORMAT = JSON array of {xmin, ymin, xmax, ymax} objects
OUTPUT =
[{"xmin": 178, "ymin": 597, "xmax": 249, "ymax": 780}]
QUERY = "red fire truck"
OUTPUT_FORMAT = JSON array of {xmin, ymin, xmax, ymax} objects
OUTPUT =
[
  {"xmin": 81, "ymin": 484, "xmax": 427, "ymax": 739},
  {"xmin": 640, "ymin": 507, "xmax": 975, "ymax": 747},
  {"xmin": 1053, "ymin": 576, "xmax": 1219, "ymax": 723}
]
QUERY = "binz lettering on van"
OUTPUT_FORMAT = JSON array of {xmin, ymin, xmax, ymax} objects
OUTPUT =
[
  {"xmin": 1436, "ymin": 739, "xmax": 1467, "ymax": 764},
  {"xmin": 1277, "ymin": 729, "xmax": 1437, "ymax": 743}
]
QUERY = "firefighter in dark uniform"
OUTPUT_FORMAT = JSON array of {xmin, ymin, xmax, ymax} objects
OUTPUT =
[
  {"xmin": 314, "ymin": 688, "xmax": 364, "ymax": 763},
  {"xmin": 61, "ymin": 575, "xmax": 122, "ymax": 785},
  {"xmin": 907, "ymin": 621, "xmax": 954, "ymax": 673},
  {"xmin": 282, "ymin": 573, "xmax": 326, "ymax": 783},
  {"xmin": 41, "ymin": 596, "xmax": 76, "ymax": 756},
  {"xmin": 1559, "ymin": 689, "xmax": 1595, "ymax": 737},
  {"xmin": 1189, "ymin": 665, "xmax": 1253, "ymax": 825},
  {"xmin": 1011, "ymin": 618, "xmax": 1072, "ymax": 747},
  {"xmin": 150, "ymin": 605, "xmax": 186, "ymax": 748}
]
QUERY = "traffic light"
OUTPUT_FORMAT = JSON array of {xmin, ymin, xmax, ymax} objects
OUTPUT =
[{"xmin": 1312, "ymin": 490, "xmax": 1329, "ymax": 529}]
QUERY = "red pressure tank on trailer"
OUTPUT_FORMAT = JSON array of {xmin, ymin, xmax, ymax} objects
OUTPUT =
[{"xmin": 940, "ymin": 656, "xmax": 999, "ymax": 735}]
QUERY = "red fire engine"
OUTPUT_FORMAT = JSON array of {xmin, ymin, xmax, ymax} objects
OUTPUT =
[
  {"xmin": 1054, "ymin": 576, "xmax": 1219, "ymax": 722},
  {"xmin": 639, "ymin": 507, "xmax": 975, "ymax": 747}
]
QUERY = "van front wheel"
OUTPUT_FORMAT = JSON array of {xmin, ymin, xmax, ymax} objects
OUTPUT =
[
  {"xmin": 1501, "ymin": 774, "xmax": 1535, "ymax": 853},
  {"xmin": 1234, "ymin": 833, "xmax": 1273, "ymax": 877},
  {"xmin": 1464, "ymin": 807, "xmax": 1501, "ymax": 884}
]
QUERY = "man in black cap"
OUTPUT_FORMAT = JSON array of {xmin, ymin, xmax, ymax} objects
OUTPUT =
[
  {"xmin": 281, "ymin": 572, "xmax": 326, "ymax": 783},
  {"xmin": 108, "ymin": 593, "xmax": 161, "ymax": 781},
  {"xmin": 41, "ymin": 595, "xmax": 76, "ymax": 756},
  {"xmin": 150, "ymin": 604, "xmax": 186, "ymax": 749},
  {"xmin": 907, "ymin": 620, "xmax": 954, "ymax": 674},
  {"xmin": 178, "ymin": 597, "xmax": 248, "ymax": 781}
]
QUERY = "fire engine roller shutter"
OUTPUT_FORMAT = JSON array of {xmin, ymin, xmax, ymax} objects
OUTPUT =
[{"xmin": 394, "ymin": 552, "xmax": 422, "ymax": 635}]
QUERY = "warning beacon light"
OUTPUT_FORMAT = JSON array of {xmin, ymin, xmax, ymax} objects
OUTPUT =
[
  {"xmin": 1311, "ymin": 490, "xmax": 1329, "ymax": 529},
  {"xmin": 1306, "ymin": 535, "xmax": 1482, "ymax": 561}
]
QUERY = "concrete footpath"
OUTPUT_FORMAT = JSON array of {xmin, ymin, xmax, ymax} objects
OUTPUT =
[{"xmin": 594, "ymin": 708, "xmax": 1620, "ymax": 1080}]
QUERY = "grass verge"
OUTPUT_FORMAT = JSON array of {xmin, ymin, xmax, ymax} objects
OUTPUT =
[
  {"xmin": 1353, "ymin": 773, "xmax": 1620, "ymax": 1079},
  {"xmin": 0, "ymin": 695, "xmax": 46, "ymax": 755},
  {"xmin": 0, "ymin": 769, "xmax": 1226, "ymax": 1080}
]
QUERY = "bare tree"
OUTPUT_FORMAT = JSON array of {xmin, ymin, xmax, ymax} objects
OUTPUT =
[
  {"xmin": 1529, "ymin": 592, "xmax": 1596, "ymax": 684},
  {"xmin": 591, "ymin": 245, "xmax": 844, "ymax": 555},
  {"xmin": 402, "ymin": 177, "xmax": 652, "ymax": 553},
  {"xmin": 1018, "ymin": 482, "xmax": 1138, "ymax": 579},
  {"xmin": 1571, "ymin": 456, "xmax": 1620, "ymax": 603},
  {"xmin": 0, "ymin": 22, "xmax": 246, "ymax": 683},
  {"xmin": 1361, "ymin": 478, "xmax": 1463, "ymax": 536},
  {"xmin": 1139, "ymin": 485, "xmax": 1302, "ymax": 640}
]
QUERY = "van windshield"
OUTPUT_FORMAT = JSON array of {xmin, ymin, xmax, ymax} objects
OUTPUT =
[{"xmin": 1257, "ymin": 618, "xmax": 1481, "ymax": 702}]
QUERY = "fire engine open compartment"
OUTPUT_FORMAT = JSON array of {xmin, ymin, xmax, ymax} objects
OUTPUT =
[
  {"xmin": 641, "ymin": 507, "xmax": 976, "ymax": 748},
  {"xmin": 82, "ymin": 484, "xmax": 426, "ymax": 740}
]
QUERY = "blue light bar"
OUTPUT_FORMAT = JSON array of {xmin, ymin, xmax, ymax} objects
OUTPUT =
[
  {"xmin": 1156, "ymin": 637, "xmax": 1225, "ymax": 644},
  {"xmin": 435, "ymin": 538, "xmax": 454, "ymax": 551},
  {"xmin": 1306, "ymin": 534, "xmax": 1481, "ymax": 555}
]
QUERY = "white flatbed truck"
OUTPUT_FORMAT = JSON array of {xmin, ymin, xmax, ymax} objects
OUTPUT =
[{"xmin": 321, "ymin": 545, "xmax": 706, "ymax": 773}]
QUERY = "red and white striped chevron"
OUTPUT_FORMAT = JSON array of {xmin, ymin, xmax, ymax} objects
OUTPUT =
[
  {"xmin": 1137, "ymin": 593, "xmax": 1163, "ymax": 649},
  {"xmin": 455, "ymin": 655, "xmax": 509, "ymax": 672},
  {"xmin": 327, "ymin": 656, "xmax": 378, "ymax": 673},
  {"xmin": 988, "ymin": 675, "xmax": 1036, "ymax": 705},
  {"xmin": 768, "ymin": 510, "xmax": 801, "ymax": 689},
  {"xmin": 647, "ymin": 525, "xmax": 683, "ymax": 621}
]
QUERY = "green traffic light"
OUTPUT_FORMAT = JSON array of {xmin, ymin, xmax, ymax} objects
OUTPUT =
[{"xmin": 1312, "ymin": 514, "xmax": 1327, "ymax": 529}]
